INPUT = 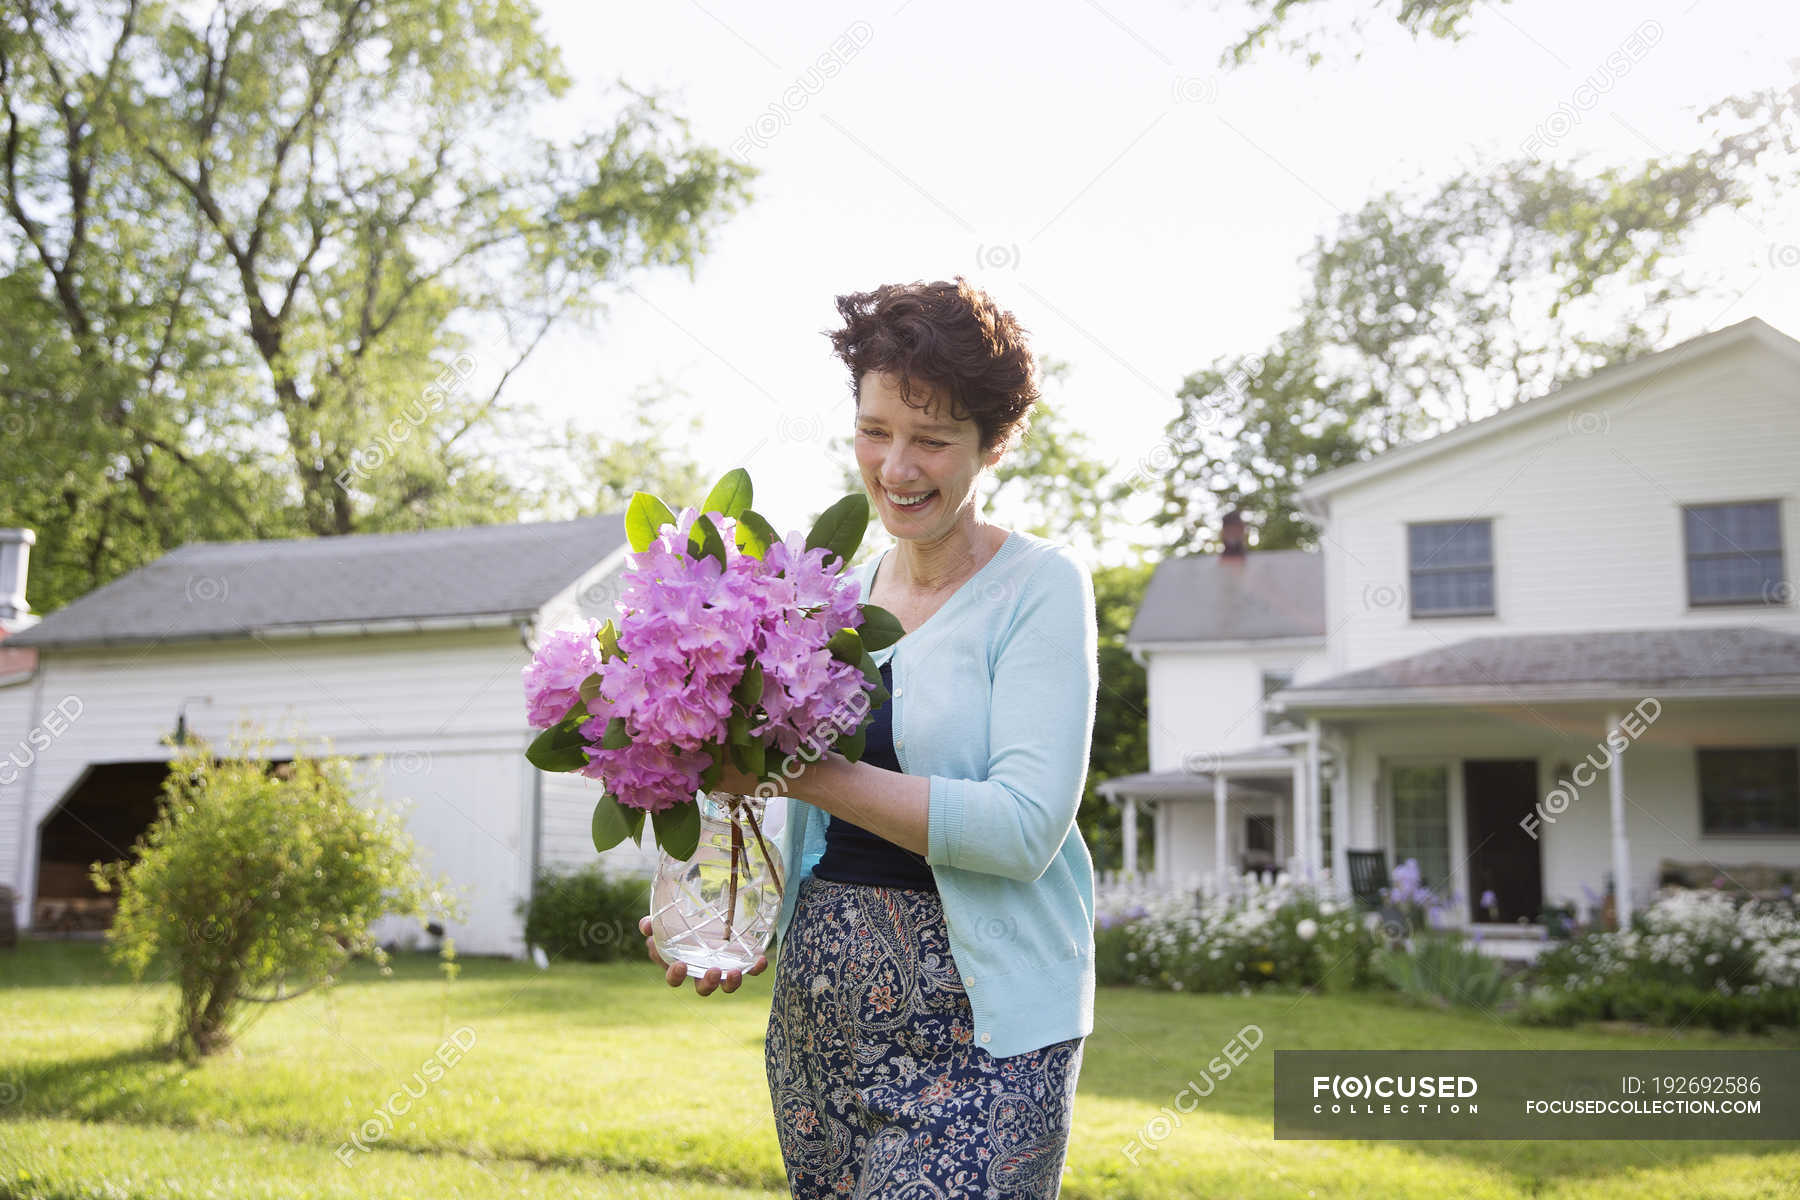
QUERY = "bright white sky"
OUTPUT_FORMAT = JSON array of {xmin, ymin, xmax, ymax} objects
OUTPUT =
[{"xmin": 496, "ymin": 0, "xmax": 1800, "ymax": 563}]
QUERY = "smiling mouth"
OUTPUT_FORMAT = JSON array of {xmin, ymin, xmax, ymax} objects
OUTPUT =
[{"xmin": 885, "ymin": 488, "xmax": 937, "ymax": 510}]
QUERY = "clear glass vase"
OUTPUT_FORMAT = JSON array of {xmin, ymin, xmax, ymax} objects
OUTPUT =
[{"xmin": 649, "ymin": 791, "xmax": 785, "ymax": 974}]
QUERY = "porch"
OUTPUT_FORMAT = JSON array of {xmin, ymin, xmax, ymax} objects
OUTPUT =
[
  {"xmin": 1099, "ymin": 627, "xmax": 1800, "ymax": 952},
  {"xmin": 1270, "ymin": 626, "xmax": 1800, "ymax": 931},
  {"xmin": 1097, "ymin": 737, "xmax": 1336, "ymax": 893}
]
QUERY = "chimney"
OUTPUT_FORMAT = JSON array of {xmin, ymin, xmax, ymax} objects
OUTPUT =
[
  {"xmin": 1220, "ymin": 509, "xmax": 1247, "ymax": 562},
  {"xmin": 0, "ymin": 528, "xmax": 38, "ymax": 632}
]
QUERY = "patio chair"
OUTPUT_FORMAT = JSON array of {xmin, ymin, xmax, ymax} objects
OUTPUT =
[{"xmin": 1346, "ymin": 849, "xmax": 1389, "ymax": 911}]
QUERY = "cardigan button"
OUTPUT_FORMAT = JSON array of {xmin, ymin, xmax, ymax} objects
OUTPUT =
[
  {"xmin": 963, "ymin": 975, "xmax": 974, "ymax": 986},
  {"xmin": 894, "ymin": 686, "xmax": 903, "ymax": 697},
  {"xmin": 980, "ymin": 1032, "xmax": 991, "ymax": 1044}
]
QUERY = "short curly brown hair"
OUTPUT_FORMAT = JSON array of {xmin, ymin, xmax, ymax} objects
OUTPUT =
[{"xmin": 825, "ymin": 276, "xmax": 1041, "ymax": 457}]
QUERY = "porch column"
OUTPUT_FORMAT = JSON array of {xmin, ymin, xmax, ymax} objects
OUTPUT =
[
  {"xmin": 1306, "ymin": 719, "xmax": 1323, "ymax": 882},
  {"xmin": 1606, "ymin": 709, "xmax": 1633, "ymax": 925},
  {"xmin": 1121, "ymin": 795, "xmax": 1139, "ymax": 878},
  {"xmin": 1290, "ymin": 755, "xmax": 1308, "ymax": 880},
  {"xmin": 1213, "ymin": 771, "xmax": 1228, "ymax": 893}
]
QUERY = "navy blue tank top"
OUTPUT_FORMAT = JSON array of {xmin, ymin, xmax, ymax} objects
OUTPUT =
[{"xmin": 812, "ymin": 658, "xmax": 937, "ymax": 891}]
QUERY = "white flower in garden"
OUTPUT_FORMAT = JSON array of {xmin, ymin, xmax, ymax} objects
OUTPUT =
[{"xmin": 1296, "ymin": 918, "xmax": 1319, "ymax": 941}]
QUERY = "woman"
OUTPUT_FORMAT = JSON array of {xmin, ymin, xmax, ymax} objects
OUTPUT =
[{"xmin": 637, "ymin": 276, "xmax": 1100, "ymax": 1198}]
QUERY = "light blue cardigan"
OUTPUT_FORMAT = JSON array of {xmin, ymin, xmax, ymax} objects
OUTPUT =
[{"xmin": 772, "ymin": 527, "xmax": 1099, "ymax": 1059}]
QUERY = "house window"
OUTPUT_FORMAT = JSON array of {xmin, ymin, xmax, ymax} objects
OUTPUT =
[
  {"xmin": 1408, "ymin": 520, "xmax": 1494, "ymax": 617},
  {"xmin": 1698, "ymin": 747, "xmax": 1800, "ymax": 835},
  {"xmin": 1261, "ymin": 669, "xmax": 1299, "ymax": 735},
  {"xmin": 1683, "ymin": 501, "xmax": 1786, "ymax": 607},
  {"xmin": 1390, "ymin": 763, "xmax": 1452, "ymax": 896}
]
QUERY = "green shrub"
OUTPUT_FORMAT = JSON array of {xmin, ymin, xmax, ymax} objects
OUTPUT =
[
  {"xmin": 519, "ymin": 863, "xmax": 649, "ymax": 963},
  {"xmin": 1518, "ymin": 979, "xmax": 1800, "ymax": 1033},
  {"xmin": 1378, "ymin": 932, "xmax": 1508, "ymax": 1010},
  {"xmin": 92, "ymin": 725, "xmax": 462, "ymax": 1060},
  {"xmin": 1093, "ymin": 919, "xmax": 1135, "ymax": 987},
  {"xmin": 1523, "ymin": 888, "xmax": 1800, "ymax": 1029}
]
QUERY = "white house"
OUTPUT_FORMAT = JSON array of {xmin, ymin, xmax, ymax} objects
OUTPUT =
[
  {"xmin": 1102, "ymin": 316, "xmax": 1800, "ymax": 932},
  {"xmin": 0, "ymin": 515, "xmax": 669, "ymax": 956}
]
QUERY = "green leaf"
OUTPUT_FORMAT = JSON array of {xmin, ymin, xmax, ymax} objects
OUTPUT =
[
  {"xmin": 700, "ymin": 467, "xmax": 753, "ymax": 520},
  {"xmin": 699, "ymin": 742, "xmax": 725, "ymax": 793},
  {"xmin": 727, "ymin": 712, "xmax": 751, "ymax": 746},
  {"xmin": 600, "ymin": 716, "xmax": 631, "ymax": 749},
  {"xmin": 733, "ymin": 509, "xmax": 779, "ymax": 560},
  {"xmin": 578, "ymin": 670, "xmax": 606, "ymax": 704},
  {"xmin": 805, "ymin": 493, "xmax": 870, "ymax": 573},
  {"xmin": 727, "ymin": 738, "xmax": 767, "ymax": 779},
  {"xmin": 835, "ymin": 721, "xmax": 867, "ymax": 763},
  {"xmin": 732, "ymin": 660, "xmax": 764, "ymax": 709},
  {"xmin": 596, "ymin": 620, "xmax": 621, "ymax": 661},
  {"xmin": 624, "ymin": 805, "xmax": 646, "ymax": 846},
  {"xmin": 857, "ymin": 650, "xmax": 884, "ymax": 696},
  {"xmin": 854, "ymin": 604, "xmax": 904, "ymax": 651},
  {"xmin": 653, "ymin": 801, "xmax": 702, "ymax": 861},
  {"xmin": 825, "ymin": 627, "xmax": 863, "ymax": 664},
  {"xmin": 626, "ymin": 492, "xmax": 677, "ymax": 552},
  {"xmin": 591, "ymin": 794, "xmax": 633, "ymax": 852},
  {"xmin": 686, "ymin": 509, "xmax": 728, "ymax": 568},
  {"xmin": 526, "ymin": 700, "xmax": 591, "ymax": 773}
]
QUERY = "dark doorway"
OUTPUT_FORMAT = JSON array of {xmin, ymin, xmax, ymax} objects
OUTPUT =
[
  {"xmin": 1462, "ymin": 759, "xmax": 1543, "ymax": 923},
  {"xmin": 34, "ymin": 762, "xmax": 172, "ymax": 933}
]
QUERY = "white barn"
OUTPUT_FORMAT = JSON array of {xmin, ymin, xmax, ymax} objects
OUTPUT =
[
  {"xmin": 1102, "ymin": 316, "xmax": 1800, "ymax": 935},
  {"xmin": 0, "ymin": 516, "xmax": 664, "ymax": 956}
]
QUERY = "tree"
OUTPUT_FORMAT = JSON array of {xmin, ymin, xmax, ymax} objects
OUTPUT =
[
  {"xmin": 1212, "ymin": 0, "xmax": 1502, "ymax": 70},
  {"xmin": 1078, "ymin": 559, "xmax": 1154, "ymax": 872},
  {"xmin": 0, "ymin": 0, "xmax": 754, "ymax": 611},
  {"xmin": 1152, "ymin": 147, "xmax": 1756, "ymax": 554}
]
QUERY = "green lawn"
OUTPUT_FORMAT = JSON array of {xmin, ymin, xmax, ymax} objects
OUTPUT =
[{"xmin": 2, "ymin": 940, "xmax": 1796, "ymax": 1199}]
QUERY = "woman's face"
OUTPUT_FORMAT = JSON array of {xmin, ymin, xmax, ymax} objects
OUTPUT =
[{"xmin": 854, "ymin": 370, "xmax": 1002, "ymax": 541}]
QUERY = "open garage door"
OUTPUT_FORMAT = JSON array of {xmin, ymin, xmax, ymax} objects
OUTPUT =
[{"xmin": 33, "ymin": 762, "xmax": 171, "ymax": 934}]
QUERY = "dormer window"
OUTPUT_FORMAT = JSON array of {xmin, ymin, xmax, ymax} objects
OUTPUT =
[
  {"xmin": 1683, "ymin": 500, "xmax": 1786, "ymax": 607},
  {"xmin": 1261, "ymin": 669, "xmax": 1299, "ymax": 735},
  {"xmin": 1408, "ymin": 519, "xmax": 1494, "ymax": 617}
]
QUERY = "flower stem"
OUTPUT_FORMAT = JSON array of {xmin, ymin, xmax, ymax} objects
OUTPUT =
[
  {"xmin": 723, "ymin": 797, "xmax": 743, "ymax": 947},
  {"xmin": 741, "ymin": 796, "xmax": 783, "ymax": 895}
]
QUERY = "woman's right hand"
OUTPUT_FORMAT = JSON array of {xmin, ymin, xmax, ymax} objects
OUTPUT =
[{"xmin": 638, "ymin": 915, "xmax": 768, "ymax": 996}]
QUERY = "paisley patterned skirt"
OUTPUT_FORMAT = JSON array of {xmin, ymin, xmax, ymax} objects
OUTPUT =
[{"xmin": 764, "ymin": 873, "xmax": 1084, "ymax": 1199}]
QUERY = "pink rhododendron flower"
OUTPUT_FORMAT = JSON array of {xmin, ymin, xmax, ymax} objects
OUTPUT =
[
  {"xmin": 522, "ymin": 502, "xmax": 878, "ymax": 811},
  {"xmin": 520, "ymin": 617, "xmax": 604, "ymax": 728}
]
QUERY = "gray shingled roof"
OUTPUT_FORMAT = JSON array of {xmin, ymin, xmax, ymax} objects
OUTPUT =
[
  {"xmin": 1129, "ymin": 550, "xmax": 1325, "ymax": 644},
  {"xmin": 7, "ymin": 515, "xmax": 628, "ymax": 649},
  {"xmin": 1279, "ymin": 626, "xmax": 1800, "ymax": 705}
]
